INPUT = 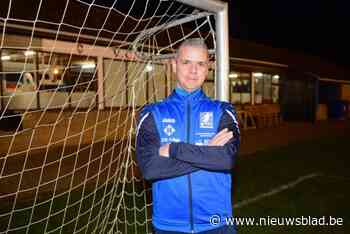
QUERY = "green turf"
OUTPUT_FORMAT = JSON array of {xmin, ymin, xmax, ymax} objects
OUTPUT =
[
  {"xmin": 0, "ymin": 182, "xmax": 150, "ymax": 234},
  {"xmin": 1, "ymin": 133, "xmax": 349, "ymax": 233},
  {"xmin": 234, "ymin": 133, "xmax": 350, "ymax": 233}
]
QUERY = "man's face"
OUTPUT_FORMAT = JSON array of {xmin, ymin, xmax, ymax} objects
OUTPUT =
[{"xmin": 172, "ymin": 45, "xmax": 209, "ymax": 93}]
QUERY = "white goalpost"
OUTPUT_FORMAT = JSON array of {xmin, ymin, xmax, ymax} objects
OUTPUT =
[{"xmin": 0, "ymin": 0, "xmax": 229, "ymax": 233}]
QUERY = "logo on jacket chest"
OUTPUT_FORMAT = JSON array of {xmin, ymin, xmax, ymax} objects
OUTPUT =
[
  {"xmin": 161, "ymin": 120, "xmax": 179, "ymax": 143},
  {"xmin": 199, "ymin": 112, "xmax": 213, "ymax": 129},
  {"xmin": 163, "ymin": 124, "xmax": 175, "ymax": 136},
  {"xmin": 162, "ymin": 118, "xmax": 176, "ymax": 136}
]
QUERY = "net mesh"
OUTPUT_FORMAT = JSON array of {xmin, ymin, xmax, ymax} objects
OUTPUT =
[{"xmin": 0, "ymin": 0, "xmax": 217, "ymax": 233}]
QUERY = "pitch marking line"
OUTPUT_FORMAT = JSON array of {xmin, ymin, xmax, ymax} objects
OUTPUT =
[{"xmin": 234, "ymin": 173, "xmax": 320, "ymax": 209}]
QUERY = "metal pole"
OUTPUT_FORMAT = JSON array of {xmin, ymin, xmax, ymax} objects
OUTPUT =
[
  {"xmin": 97, "ymin": 56, "xmax": 105, "ymax": 110},
  {"xmin": 215, "ymin": 4, "xmax": 229, "ymax": 101},
  {"xmin": 177, "ymin": 0, "xmax": 226, "ymax": 12},
  {"xmin": 251, "ymin": 72, "xmax": 255, "ymax": 105}
]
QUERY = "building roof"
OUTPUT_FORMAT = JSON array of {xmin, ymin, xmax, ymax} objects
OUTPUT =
[{"xmin": 229, "ymin": 37, "xmax": 350, "ymax": 82}]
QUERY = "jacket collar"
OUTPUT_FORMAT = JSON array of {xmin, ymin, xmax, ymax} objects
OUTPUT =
[{"xmin": 167, "ymin": 88, "xmax": 208, "ymax": 103}]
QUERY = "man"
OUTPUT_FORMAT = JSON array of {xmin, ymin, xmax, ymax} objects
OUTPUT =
[{"xmin": 136, "ymin": 38, "xmax": 240, "ymax": 234}]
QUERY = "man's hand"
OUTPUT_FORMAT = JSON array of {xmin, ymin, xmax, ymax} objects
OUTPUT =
[
  {"xmin": 159, "ymin": 144, "xmax": 170, "ymax": 157},
  {"xmin": 208, "ymin": 128, "xmax": 233, "ymax": 146}
]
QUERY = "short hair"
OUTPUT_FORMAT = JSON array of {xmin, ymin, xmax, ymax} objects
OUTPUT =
[{"xmin": 177, "ymin": 38, "xmax": 208, "ymax": 53}]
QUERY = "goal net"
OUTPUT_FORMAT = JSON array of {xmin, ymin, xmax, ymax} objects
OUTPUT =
[{"xmin": 0, "ymin": 0, "xmax": 221, "ymax": 233}]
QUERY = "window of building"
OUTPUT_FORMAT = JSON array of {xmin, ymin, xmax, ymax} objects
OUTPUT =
[
  {"xmin": 229, "ymin": 71, "xmax": 251, "ymax": 105},
  {"xmin": 272, "ymin": 74, "xmax": 280, "ymax": 103},
  {"xmin": 1, "ymin": 49, "xmax": 38, "ymax": 109},
  {"xmin": 37, "ymin": 52, "xmax": 97, "ymax": 109},
  {"xmin": 37, "ymin": 52, "xmax": 97, "ymax": 92},
  {"xmin": 1, "ymin": 49, "xmax": 98, "ymax": 109},
  {"xmin": 254, "ymin": 72, "xmax": 281, "ymax": 104}
]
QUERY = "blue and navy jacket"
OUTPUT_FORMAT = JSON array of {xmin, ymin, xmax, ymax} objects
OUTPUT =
[{"xmin": 136, "ymin": 88, "xmax": 240, "ymax": 233}]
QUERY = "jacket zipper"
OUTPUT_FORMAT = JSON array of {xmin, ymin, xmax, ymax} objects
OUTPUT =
[{"xmin": 186, "ymin": 100, "xmax": 194, "ymax": 233}]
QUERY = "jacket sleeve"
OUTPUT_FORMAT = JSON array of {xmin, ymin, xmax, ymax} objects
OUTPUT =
[
  {"xmin": 169, "ymin": 103, "xmax": 240, "ymax": 171},
  {"xmin": 135, "ymin": 108, "xmax": 199, "ymax": 181}
]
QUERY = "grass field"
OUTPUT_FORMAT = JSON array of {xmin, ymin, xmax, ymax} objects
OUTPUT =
[
  {"xmin": 234, "ymin": 133, "xmax": 350, "ymax": 233},
  {"xmin": 1, "ymin": 132, "xmax": 349, "ymax": 234}
]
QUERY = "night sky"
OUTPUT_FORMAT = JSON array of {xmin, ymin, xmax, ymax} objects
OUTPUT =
[
  {"xmin": 67, "ymin": 0, "xmax": 350, "ymax": 67},
  {"xmin": 228, "ymin": 0, "xmax": 350, "ymax": 66}
]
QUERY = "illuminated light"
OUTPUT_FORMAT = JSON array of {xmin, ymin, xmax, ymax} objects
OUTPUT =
[
  {"xmin": 81, "ymin": 63, "xmax": 96, "ymax": 69},
  {"xmin": 1, "ymin": 55, "xmax": 11, "ymax": 61},
  {"xmin": 53, "ymin": 68, "xmax": 59, "ymax": 75},
  {"xmin": 253, "ymin": 72, "xmax": 263, "ymax": 77},
  {"xmin": 273, "ymin": 75, "xmax": 280, "ymax": 79},
  {"xmin": 145, "ymin": 64, "xmax": 153, "ymax": 72},
  {"xmin": 24, "ymin": 50, "xmax": 35, "ymax": 56},
  {"xmin": 229, "ymin": 73, "xmax": 238, "ymax": 78}
]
